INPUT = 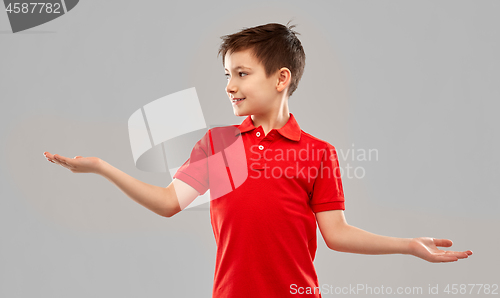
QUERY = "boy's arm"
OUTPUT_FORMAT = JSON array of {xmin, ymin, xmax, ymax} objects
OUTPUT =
[
  {"xmin": 44, "ymin": 152, "xmax": 199, "ymax": 218},
  {"xmin": 315, "ymin": 210, "xmax": 472, "ymax": 263},
  {"xmin": 98, "ymin": 161, "xmax": 199, "ymax": 218}
]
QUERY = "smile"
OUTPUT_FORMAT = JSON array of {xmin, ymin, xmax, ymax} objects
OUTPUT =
[{"xmin": 231, "ymin": 98, "xmax": 245, "ymax": 103}]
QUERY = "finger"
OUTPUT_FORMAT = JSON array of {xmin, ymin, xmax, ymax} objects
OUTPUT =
[
  {"xmin": 44, "ymin": 152, "xmax": 59, "ymax": 164},
  {"xmin": 443, "ymin": 251, "xmax": 470, "ymax": 259},
  {"xmin": 50, "ymin": 156, "xmax": 67, "ymax": 167},
  {"xmin": 44, "ymin": 152, "xmax": 55, "ymax": 163},
  {"xmin": 51, "ymin": 158, "xmax": 62, "ymax": 165},
  {"xmin": 438, "ymin": 257, "xmax": 459, "ymax": 263},
  {"xmin": 430, "ymin": 253, "xmax": 459, "ymax": 263},
  {"xmin": 54, "ymin": 154, "xmax": 71, "ymax": 167},
  {"xmin": 434, "ymin": 251, "xmax": 468, "ymax": 261},
  {"xmin": 44, "ymin": 152, "xmax": 60, "ymax": 163},
  {"xmin": 433, "ymin": 238, "xmax": 453, "ymax": 248}
]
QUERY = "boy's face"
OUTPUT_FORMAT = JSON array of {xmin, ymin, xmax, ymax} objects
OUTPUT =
[{"xmin": 224, "ymin": 48, "xmax": 284, "ymax": 117}]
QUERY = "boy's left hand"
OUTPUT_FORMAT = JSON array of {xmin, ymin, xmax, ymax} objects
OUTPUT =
[{"xmin": 408, "ymin": 237, "xmax": 473, "ymax": 263}]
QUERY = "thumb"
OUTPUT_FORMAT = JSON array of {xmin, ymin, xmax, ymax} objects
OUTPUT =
[{"xmin": 433, "ymin": 238, "xmax": 453, "ymax": 247}]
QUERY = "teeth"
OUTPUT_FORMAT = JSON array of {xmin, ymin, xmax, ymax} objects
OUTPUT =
[{"xmin": 232, "ymin": 98, "xmax": 245, "ymax": 102}]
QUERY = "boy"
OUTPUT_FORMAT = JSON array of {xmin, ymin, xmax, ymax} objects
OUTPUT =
[{"xmin": 43, "ymin": 22, "xmax": 472, "ymax": 297}]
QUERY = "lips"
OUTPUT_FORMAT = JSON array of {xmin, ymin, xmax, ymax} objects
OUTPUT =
[{"xmin": 231, "ymin": 98, "xmax": 245, "ymax": 103}]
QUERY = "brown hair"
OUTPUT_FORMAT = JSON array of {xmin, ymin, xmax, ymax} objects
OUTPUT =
[{"xmin": 218, "ymin": 20, "xmax": 306, "ymax": 98}]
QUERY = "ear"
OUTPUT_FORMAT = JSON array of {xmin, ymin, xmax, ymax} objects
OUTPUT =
[{"xmin": 276, "ymin": 67, "xmax": 292, "ymax": 93}]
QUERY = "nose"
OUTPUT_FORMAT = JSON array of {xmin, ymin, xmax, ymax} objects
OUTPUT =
[{"xmin": 225, "ymin": 77, "xmax": 237, "ymax": 95}]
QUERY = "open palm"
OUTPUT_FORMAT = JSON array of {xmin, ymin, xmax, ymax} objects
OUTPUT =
[
  {"xmin": 43, "ymin": 152, "xmax": 102, "ymax": 174},
  {"xmin": 409, "ymin": 237, "xmax": 472, "ymax": 263}
]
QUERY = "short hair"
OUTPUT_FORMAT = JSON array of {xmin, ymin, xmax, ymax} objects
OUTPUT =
[{"xmin": 218, "ymin": 21, "xmax": 306, "ymax": 98}]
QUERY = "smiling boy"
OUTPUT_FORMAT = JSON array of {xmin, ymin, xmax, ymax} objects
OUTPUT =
[{"xmin": 44, "ymin": 22, "xmax": 472, "ymax": 298}]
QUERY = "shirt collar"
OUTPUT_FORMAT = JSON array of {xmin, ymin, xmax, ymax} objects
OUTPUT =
[{"xmin": 235, "ymin": 113, "xmax": 301, "ymax": 142}]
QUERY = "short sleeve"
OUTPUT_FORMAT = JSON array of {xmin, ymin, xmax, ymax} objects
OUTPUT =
[
  {"xmin": 172, "ymin": 130, "xmax": 210, "ymax": 195},
  {"xmin": 309, "ymin": 143, "xmax": 345, "ymax": 213}
]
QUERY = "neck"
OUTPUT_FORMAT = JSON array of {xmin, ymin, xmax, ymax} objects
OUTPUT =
[{"xmin": 251, "ymin": 99, "xmax": 290, "ymax": 136}]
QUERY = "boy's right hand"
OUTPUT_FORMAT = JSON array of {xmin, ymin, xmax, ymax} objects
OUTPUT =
[{"xmin": 43, "ymin": 151, "xmax": 103, "ymax": 174}]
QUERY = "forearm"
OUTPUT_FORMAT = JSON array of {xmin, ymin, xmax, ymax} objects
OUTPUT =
[
  {"xmin": 329, "ymin": 224, "xmax": 412, "ymax": 255},
  {"xmin": 96, "ymin": 160, "xmax": 169, "ymax": 217}
]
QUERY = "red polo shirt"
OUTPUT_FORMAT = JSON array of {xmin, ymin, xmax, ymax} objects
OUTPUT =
[{"xmin": 173, "ymin": 113, "xmax": 345, "ymax": 297}]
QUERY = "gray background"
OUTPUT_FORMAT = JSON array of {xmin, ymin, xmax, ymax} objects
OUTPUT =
[{"xmin": 1, "ymin": 0, "xmax": 498, "ymax": 297}]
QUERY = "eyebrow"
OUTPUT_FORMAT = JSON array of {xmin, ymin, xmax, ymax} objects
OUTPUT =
[{"xmin": 224, "ymin": 66, "xmax": 251, "ymax": 71}]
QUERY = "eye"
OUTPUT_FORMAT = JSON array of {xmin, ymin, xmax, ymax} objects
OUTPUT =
[{"xmin": 224, "ymin": 72, "xmax": 248, "ymax": 79}]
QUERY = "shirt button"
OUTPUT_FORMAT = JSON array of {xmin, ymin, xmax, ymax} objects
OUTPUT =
[
  {"xmin": 258, "ymin": 145, "xmax": 264, "ymax": 150},
  {"xmin": 256, "ymin": 132, "xmax": 261, "ymax": 137}
]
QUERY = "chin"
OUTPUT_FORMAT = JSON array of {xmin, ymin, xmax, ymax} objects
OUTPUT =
[{"xmin": 233, "ymin": 109, "xmax": 249, "ymax": 117}]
